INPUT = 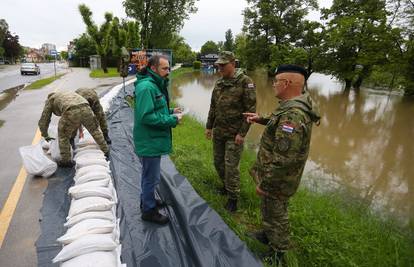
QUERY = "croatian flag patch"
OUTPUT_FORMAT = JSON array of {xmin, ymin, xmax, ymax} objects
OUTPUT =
[{"xmin": 282, "ymin": 124, "xmax": 294, "ymax": 133}]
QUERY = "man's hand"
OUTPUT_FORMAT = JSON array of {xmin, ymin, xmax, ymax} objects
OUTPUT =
[
  {"xmin": 175, "ymin": 113, "xmax": 183, "ymax": 124},
  {"xmin": 256, "ymin": 185, "xmax": 268, "ymax": 197},
  {"xmin": 44, "ymin": 136, "xmax": 55, "ymax": 142},
  {"xmin": 235, "ymin": 134, "xmax": 244, "ymax": 145},
  {"xmin": 173, "ymin": 107, "xmax": 182, "ymax": 114},
  {"xmin": 243, "ymin": 112, "xmax": 260, "ymax": 124},
  {"xmin": 205, "ymin": 129, "xmax": 212, "ymax": 140},
  {"xmin": 78, "ymin": 127, "xmax": 84, "ymax": 139}
]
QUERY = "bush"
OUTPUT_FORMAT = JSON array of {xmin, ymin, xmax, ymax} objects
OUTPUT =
[{"xmin": 193, "ymin": 60, "xmax": 201, "ymax": 69}]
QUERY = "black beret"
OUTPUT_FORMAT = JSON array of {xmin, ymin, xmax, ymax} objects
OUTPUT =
[{"xmin": 274, "ymin": 64, "xmax": 308, "ymax": 80}]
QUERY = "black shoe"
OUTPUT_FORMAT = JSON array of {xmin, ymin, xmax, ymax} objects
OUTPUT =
[
  {"xmin": 140, "ymin": 199, "xmax": 166, "ymax": 210},
  {"xmin": 141, "ymin": 208, "xmax": 169, "ymax": 225},
  {"xmin": 248, "ymin": 230, "xmax": 269, "ymax": 245},
  {"xmin": 225, "ymin": 198, "xmax": 237, "ymax": 212},
  {"xmin": 104, "ymin": 133, "xmax": 112, "ymax": 145},
  {"xmin": 57, "ymin": 160, "xmax": 75, "ymax": 168}
]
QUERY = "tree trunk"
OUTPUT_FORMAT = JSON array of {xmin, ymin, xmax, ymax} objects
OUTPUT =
[
  {"xmin": 102, "ymin": 56, "xmax": 108, "ymax": 73},
  {"xmin": 345, "ymin": 79, "xmax": 352, "ymax": 90}
]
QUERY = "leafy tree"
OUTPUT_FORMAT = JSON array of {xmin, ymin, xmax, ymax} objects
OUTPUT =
[
  {"xmin": 234, "ymin": 33, "xmax": 248, "ymax": 67},
  {"xmin": 60, "ymin": 51, "xmax": 68, "ymax": 60},
  {"xmin": 322, "ymin": 0, "xmax": 395, "ymax": 90},
  {"xmin": 2, "ymin": 30, "xmax": 22, "ymax": 63},
  {"xmin": 223, "ymin": 29, "xmax": 235, "ymax": 51},
  {"xmin": 73, "ymin": 33, "xmax": 97, "ymax": 59},
  {"xmin": 123, "ymin": 0, "xmax": 198, "ymax": 49},
  {"xmin": 200, "ymin": 40, "xmax": 219, "ymax": 55},
  {"xmin": 124, "ymin": 20, "xmax": 140, "ymax": 49},
  {"xmin": 111, "ymin": 17, "xmax": 127, "ymax": 61},
  {"xmin": 0, "ymin": 19, "xmax": 8, "ymax": 57},
  {"xmin": 168, "ymin": 33, "xmax": 195, "ymax": 64},
  {"xmin": 78, "ymin": 4, "xmax": 113, "ymax": 73},
  {"xmin": 295, "ymin": 21, "xmax": 324, "ymax": 75},
  {"xmin": 217, "ymin": 41, "xmax": 224, "ymax": 52}
]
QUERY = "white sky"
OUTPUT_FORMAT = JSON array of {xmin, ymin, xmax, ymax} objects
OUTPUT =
[{"xmin": 0, "ymin": 0, "xmax": 332, "ymax": 52}]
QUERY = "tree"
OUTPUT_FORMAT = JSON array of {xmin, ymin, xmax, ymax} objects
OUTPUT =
[
  {"xmin": 123, "ymin": 0, "xmax": 198, "ymax": 49},
  {"xmin": 223, "ymin": 29, "xmax": 235, "ymax": 51},
  {"xmin": 295, "ymin": 21, "xmax": 324, "ymax": 75},
  {"xmin": 234, "ymin": 33, "xmax": 248, "ymax": 67},
  {"xmin": 200, "ymin": 40, "xmax": 219, "ymax": 55},
  {"xmin": 124, "ymin": 20, "xmax": 140, "ymax": 49},
  {"xmin": 0, "ymin": 19, "xmax": 8, "ymax": 57},
  {"xmin": 78, "ymin": 4, "xmax": 113, "ymax": 73},
  {"xmin": 168, "ymin": 33, "xmax": 195, "ymax": 64},
  {"xmin": 2, "ymin": 30, "xmax": 22, "ymax": 63},
  {"xmin": 322, "ymin": 0, "xmax": 395, "ymax": 90},
  {"xmin": 242, "ymin": 0, "xmax": 318, "ymax": 70},
  {"xmin": 60, "ymin": 51, "xmax": 68, "ymax": 61},
  {"xmin": 72, "ymin": 33, "xmax": 97, "ymax": 66}
]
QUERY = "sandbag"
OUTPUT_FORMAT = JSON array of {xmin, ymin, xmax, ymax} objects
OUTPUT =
[
  {"xmin": 19, "ymin": 143, "xmax": 57, "ymax": 177},
  {"xmin": 52, "ymin": 234, "xmax": 117, "ymax": 263},
  {"xmin": 76, "ymin": 158, "xmax": 109, "ymax": 169},
  {"xmin": 57, "ymin": 218, "xmax": 115, "ymax": 245},
  {"xmin": 75, "ymin": 144, "xmax": 100, "ymax": 153},
  {"xmin": 60, "ymin": 250, "xmax": 118, "ymax": 267},
  {"xmin": 74, "ymin": 171, "xmax": 111, "ymax": 185},
  {"xmin": 68, "ymin": 197, "xmax": 115, "ymax": 218},
  {"xmin": 75, "ymin": 165, "xmax": 110, "ymax": 178},
  {"xmin": 74, "ymin": 150, "xmax": 105, "ymax": 162},
  {"xmin": 64, "ymin": 210, "xmax": 115, "ymax": 228},
  {"xmin": 69, "ymin": 185, "xmax": 114, "ymax": 200}
]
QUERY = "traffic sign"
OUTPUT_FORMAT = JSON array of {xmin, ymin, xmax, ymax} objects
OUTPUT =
[{"xmin": 50, "ymin": 50, "xmax": 57, "ymax": 56}]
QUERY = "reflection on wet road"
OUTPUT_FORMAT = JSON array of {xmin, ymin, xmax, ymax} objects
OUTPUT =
[{"xmin": 171, "ymin": 70, "xmax": 414, "ymax": 225}]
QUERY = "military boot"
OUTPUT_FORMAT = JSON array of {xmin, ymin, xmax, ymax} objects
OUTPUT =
[
  {"xmin": 248, "ymin": 230, "xmax": 269, "ymax": 245},
  {"xmin": 225, "ymin": 198, "xmax": 237, "ymax": 212},
  {"xmin": 57, "ymin": 160, "xmax": 75, "ymax": 168},
  {"xmin": 104, "ymin": 133, "xmax": 112, "ymax": 145},
  {"xmin": 141, "ymin": 208, "xmax": 169, "ymax": 225},
  {"xmin": 140, "ymin": 199, "xmax": 166, "ymax": 210}
]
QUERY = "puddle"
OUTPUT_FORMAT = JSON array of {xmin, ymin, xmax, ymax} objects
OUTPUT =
[{"xmin": 0, "ymin": 85, "xmax": 24, "ymax": 112}]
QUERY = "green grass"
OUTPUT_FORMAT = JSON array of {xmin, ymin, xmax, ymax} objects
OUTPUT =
[
  {"xmin": 170, "ymin": 116, "xmax": 414, "ymax": 267},
  {"xmin": 89, "ymin": 68, "xmax": 120, "ymax": 78},
  {"xmin": 25, "ymin": 74, "xmax": 65, "ymax": 90}
]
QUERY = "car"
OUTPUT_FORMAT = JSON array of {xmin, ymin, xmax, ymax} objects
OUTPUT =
[{"xmin": 21, "ymin": 63, "xmax": 40, "ymax": 75}]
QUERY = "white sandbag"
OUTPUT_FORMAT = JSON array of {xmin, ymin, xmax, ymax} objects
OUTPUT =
[
  {"xmin": 72, "ymin": 179, "xmax": 110, "ymax": 190},
  {"xmin": 68, "ymin": 197, "xmax": 115, "ymax": 218},
  {"xmin": 52, "ymin": 234, "xmax": 117, "ymax": 263},
  {"xmin": 57, "ymin": 218, "xmax": 115, "ymax": 245},
  {"xmin": 76, "ymin": 158, "xmax": 109, "ymax": 169},
  {"xmin": 60, "ymin": 250, "xmax": 118, "ymax": 267},
  {"xmin": 76, "ymin": 165, "xmax": 110, "ymax": 178},
  {"xmin": 40, "ymin": 138, "xmax": 50, "ymax": 150},
  {"xmin": 74, "ymin": 171, "xmax": 111, "ymax": 185},
  {"xmin": 64, "ymin": 210, "xmax": 115, "ymax": 228},
  {"xmin": 75, "ymin": 144, "xmax": 100, "ymax": 153},
  {"xmin": 69, "ymin": 185, "xmax": 114, "ymax": 200},
  {"xmin": 74, "ymin": 150, "xmax": 105, "ymax": 162},
  {"xmin": 19, "ymin": 143, "xmax": 57, "ymax": 177}
]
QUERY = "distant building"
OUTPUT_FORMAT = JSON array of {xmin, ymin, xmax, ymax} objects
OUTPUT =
[
  {"xmin": 200, "ymin": 54, "xmax": 219, "ymax": 66},
  {"xmin": 26, "ymin": 48, "xmax": 43, "ymax": 63},
  {"xmin": 41, "ymin": 43, "xmax": 56, "ymax": 55}
]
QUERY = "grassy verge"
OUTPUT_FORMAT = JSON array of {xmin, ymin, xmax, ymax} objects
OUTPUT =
[
  {"xmin": 25, "ymin": 74, "xmax": 65, "ymax": 90},
  {"xmin": 90, "ymin": 68, "xmax": 120, "ymax": 78},
  {"xmin": 170, "ymin": 115, "xmax": 414, "ymax": 267}
]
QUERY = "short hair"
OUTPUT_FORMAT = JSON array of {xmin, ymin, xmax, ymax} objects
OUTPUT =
[{"xmin": 147, "ymin": 54, "xmax": 169, "ymax": 68}]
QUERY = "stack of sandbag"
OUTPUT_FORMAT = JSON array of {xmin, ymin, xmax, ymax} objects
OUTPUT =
[
  {"xmin": 52, "ymin": 133, "xmax": 123, "ymax": 266},
  {"xmin": 19, "ymin": 142, "xmax": 57, "ymax": 178}
]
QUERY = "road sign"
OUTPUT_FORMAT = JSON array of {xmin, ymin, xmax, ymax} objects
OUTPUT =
[{"xmin": 50, "ymin": 50, "xmax": 57, "ymax": 56}]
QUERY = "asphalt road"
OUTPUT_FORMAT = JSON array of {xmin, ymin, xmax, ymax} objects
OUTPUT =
[
  {"xmin": 0, "ymin": 63, "xmax": 68, "ymax": 93},
  {"xmin": 0, "ymin": 67, "xmax": 127, "ymax": 267}
]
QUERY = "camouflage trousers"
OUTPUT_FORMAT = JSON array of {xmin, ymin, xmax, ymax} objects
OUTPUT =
[
  {"xmin": 58, "ymin": 104, "xmax": 108, "ymax": 162},
  {"xmin": 261, "ymin": 196, "xmax": 290, "ymax": 251},
  {"xmin": 212, "ymin": 135, "xmax": 243, "ymax": 200}
]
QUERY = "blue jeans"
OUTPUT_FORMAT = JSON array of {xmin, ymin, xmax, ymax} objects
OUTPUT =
[{"xmin": 139, "ymin": 156, "xmax": 161, "ymax": 212}]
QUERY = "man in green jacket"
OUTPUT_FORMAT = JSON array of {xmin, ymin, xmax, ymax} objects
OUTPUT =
[
  {"xmin": 244, "ymin": 65, "xmax": 320, "ymax": 265},
  {"xmin": 133, "ymin": 55, "xmax": 182, "ymax": 225}
]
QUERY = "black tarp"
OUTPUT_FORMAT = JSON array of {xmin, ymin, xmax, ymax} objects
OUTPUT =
[{"xmin": 107, "ymin": 84, "xmax": 263, "ymax": 267}]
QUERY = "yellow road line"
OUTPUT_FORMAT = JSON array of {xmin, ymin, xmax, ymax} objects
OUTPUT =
[{"xmin": 0, "ymin": 129, "xmax": 42, "ymax": 248}]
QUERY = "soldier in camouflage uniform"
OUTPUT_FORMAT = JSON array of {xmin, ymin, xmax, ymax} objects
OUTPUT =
[
  {"xmin": 75, "ymin": 88, "xmax": 111, "ymax": 144},
  {"xmin": 38, "ymin": 91, "xmax": 109, "ymax": 167},
  {"xmin": 244, "ymin": 65, "xmax": 320, "ymax": 264},
  {"xmin": 205, "ymin": 51, "xmax": 256, "ymax": 212}
]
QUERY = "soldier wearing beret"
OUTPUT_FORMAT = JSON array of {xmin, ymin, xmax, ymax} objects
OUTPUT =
[
  {"xmin": 206, "ymin": 51, "xmax": 256, "ymax": 212},
  {"xmin": 244, "ymin": 64, "xmax": 320, "ymax": 264}
]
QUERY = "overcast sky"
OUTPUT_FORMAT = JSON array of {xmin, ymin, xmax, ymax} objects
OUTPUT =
[{"xmin": 0, "ymin": 0, "xmax": 332, "ymax": 52}]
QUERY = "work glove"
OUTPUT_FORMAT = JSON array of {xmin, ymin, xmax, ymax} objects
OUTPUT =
[{"xmin": 45, "ymin": 136, "xmax": 55, "ymax": 142}]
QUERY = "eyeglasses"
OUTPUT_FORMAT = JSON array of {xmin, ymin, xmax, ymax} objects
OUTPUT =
[{"xmin": 272, "ymin": 78, "xmax": 291, "ymax": 85}]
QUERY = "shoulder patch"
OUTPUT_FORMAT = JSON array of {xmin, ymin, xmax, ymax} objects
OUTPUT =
[
  {"xmin": 281, "ymin": 123, "xmax": 295, "ymax": 133},
  {"xmin": 247, "ymin": 83, "xmax": 255, "ymax": 89}
]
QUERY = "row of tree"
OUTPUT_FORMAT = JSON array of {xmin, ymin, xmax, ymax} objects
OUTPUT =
[
  {"xmin": 0, "ymin": 19, "xmax": 23, "ymax": 63},
  {"xmin": 233, "ymin": 0, "xmax": 414, "ymax": 95}
]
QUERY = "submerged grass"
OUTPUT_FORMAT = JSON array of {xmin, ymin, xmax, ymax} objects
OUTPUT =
[
  {"xmin": 25, "ymin": 74, "xmax": 65, "ymax": 90},
  {"xmin": 89, "ymin": 68, "xmax": 120, "ymax": 78},
  {"xmin": 170, "ymin": 115, "xmax": 414, "ymax": 267}
]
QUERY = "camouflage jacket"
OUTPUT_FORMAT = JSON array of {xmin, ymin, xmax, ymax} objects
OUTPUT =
[
  {"xmin": 75, "ymin": 88, "xmax": 108, "ymax": 136},
  {"xmin": 256, "ymin": 92, "xmax": 320, "ymax": 198},
  {"xmin": 38, "ymin": 91, "xmax": 89, "ymax": 138},
  {"xmin": 206, "ymin": 69, "xmax": 256, "ymax": 138}
]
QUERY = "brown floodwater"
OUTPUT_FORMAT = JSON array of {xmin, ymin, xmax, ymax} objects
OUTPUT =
[{"xmin": 171, "ymin": 70, "xmax": 414, "ymax": 225}]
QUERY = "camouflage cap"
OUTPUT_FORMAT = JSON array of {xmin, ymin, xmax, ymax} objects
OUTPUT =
[
  {"xmin": 215, "ymin": 51, "xmax": 235, "ymax": 64},
  {"xmin": 275, "ymin": 64, "xmax": 309, "ymax": 80}
]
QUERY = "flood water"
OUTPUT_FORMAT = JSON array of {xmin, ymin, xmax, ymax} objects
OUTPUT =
[{"xmin": 171, "ymin": 70, "xmax": 414, "ymax": 225}]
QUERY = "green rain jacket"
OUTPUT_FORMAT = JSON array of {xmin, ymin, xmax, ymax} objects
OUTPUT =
[{"xmin": 133, "ymin": 68, "xmax": 177, "ymax": 157}]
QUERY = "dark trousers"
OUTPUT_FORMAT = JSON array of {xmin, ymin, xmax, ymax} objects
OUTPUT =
[{"xmin": 139, "ymin": 156, "xmax": 161, "ymax": 212}]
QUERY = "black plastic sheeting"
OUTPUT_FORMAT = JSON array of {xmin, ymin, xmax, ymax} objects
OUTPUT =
[{"xmin": 107, "ymin": 84, "xmax": 263, "ymax": 267}]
